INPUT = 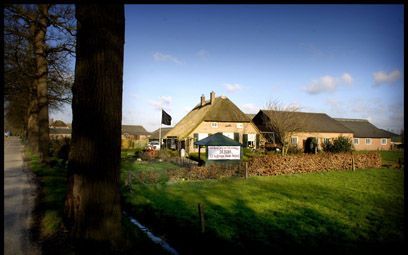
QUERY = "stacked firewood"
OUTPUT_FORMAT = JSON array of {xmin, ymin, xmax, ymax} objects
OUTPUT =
[
  {"xmin": 248, "ymin": 152, "xmax": 382, "ymax": 176},
  {"xmin": 167, "ymin": 165, "xmax": 240, "ymax": 181}
]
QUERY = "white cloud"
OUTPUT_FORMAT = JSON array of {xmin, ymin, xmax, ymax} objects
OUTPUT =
[
  {"xmin": 304, "ymin": 75, "xmax": 337, "ymax": 94},
  {"xmin": 149, "ymin": 96, "xmax": 172, "ymax": 111},
  {"xmin": 373, "ymin": 70, "xmax": 401, "ymax": 86},
  {"xmin": 241, "ymin": 103, "xmax": 259, "ymax": 114},
  {"xmin": 341, "ymin": 73, "xmax": 353, "ymax": 85},
  {"xmin": 196, "ymin": 49, "xmax": 209, "ymax": 59},
  {"xmin": 153, "ymin": 52, "xmax": 182, "ymax": 64},
  {"xmin": 224, "ymin": 83, "xmax": 243, "ymax": 92},
  {"xmin": 304, "ymin": 73, "xmax": 353, "ymax": 95}
]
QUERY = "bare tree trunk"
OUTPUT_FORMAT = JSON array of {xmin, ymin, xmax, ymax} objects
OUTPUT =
[
  {"xmin": 65, "ymin": 4, "xmax": 124, "ymax": 245},
  {"xmin": 34, "ymin": 4, "xmax": 50, "ymax": 163},
  {"xmin": 27, "ymin": 80, "xmax": 39, "ymax": 153}
]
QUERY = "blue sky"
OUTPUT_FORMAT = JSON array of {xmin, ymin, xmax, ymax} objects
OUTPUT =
[{"xmin": 51, "ymin": 4, "xmax": 404, "ymax": 133}]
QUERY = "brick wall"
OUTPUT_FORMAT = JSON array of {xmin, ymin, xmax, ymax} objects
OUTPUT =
[
  {"xmin": 353, "ymin": 138, "xmax": 391, "ymax": 151},
  {"xmin": 290, "ymin": 132, "xmax": 353, "ymax": 150},
  {"xmin": 186, "ymin": 121, "xmax": 260, "ymax": 152}
]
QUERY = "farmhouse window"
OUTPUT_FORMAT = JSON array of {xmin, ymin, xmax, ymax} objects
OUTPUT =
[
  {"xmin": 353, "ymin": 138, "xmax": 359, "ymax": 145},
  {"xmin": 234, "ymin": 132, "xmax": 240, "ymax": 142},
  {"xmin": 291, "ymin": 136, "xmax": 298, "ymax": 145},
  {"xmin": 236, "ymin": 123, "xmax": 243, "ymax": 128},
  {"xmin": 323, "ymin": 138, "xmax": 330, "ymax": 144},
  {"xmin": 365, "ymin": 138, "xmax": 372, "ymax": 145},
  {"xmin": 381, "ymin": 138, "xmax": 387, "ymax": 145},
  {"xmin": 193, "ymin": 133, "xmax": 198, "ymax": 148},
  {"xmin": 211, "ymin": 122, "xmax": 218, "ymax": 128}
]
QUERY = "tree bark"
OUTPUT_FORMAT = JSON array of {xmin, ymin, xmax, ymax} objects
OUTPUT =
[
  {"xmin": 34, "ymin": 4, "xmax": 50, "ymax": 163},
  {"xmin": 65, "ymin": 4, "xmax": 125, "ymax": 245},
  {"xmin": 27, "ymin": 80, "xmax": 39, "ymax": 152}
]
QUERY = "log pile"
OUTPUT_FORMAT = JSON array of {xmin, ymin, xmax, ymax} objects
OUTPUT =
[
  {"xmin": 167, "ymin": 165, "xmax": 240, "ymax": 181},
  {"xmin": 164, "ymin": 152, "xmax": 382, "ymax": 182},
  {"xmin": 248, "ymin": 152, "xmax": 382, "ymax": 176}
]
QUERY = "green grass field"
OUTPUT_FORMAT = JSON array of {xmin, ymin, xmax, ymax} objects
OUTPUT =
[{"xmin": 122, "ymin": 152, "xmax": 405, "ymax": 254}]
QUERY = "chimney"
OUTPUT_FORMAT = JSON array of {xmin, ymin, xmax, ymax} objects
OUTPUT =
[
  {"xmin": 200, "ymin": 94, "xmax": 205, "ymax": 106},
  {"xmin": 210, "ymin": 91, "xmax": 215, "ymax": 104}
]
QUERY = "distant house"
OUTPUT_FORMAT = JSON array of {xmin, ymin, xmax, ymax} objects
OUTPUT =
[
  {"xmin": 50, "ymin": 127, "xmax": 72, "ymax": 139},
  {"xmin": 49, "ymin": 120, "xmax": 71, "ymax": 139},
  {"xmin": 121, "ymin": 125, "xmax": 151, "ymax": 149},
  {"xmin": 149, "ymin": 127, "xmax": 173, "ymax": 147},
  {"xmin": 164, "ymin": 91, "xmax": 261, "ymax": 153},
  {"xmin": 50, "ymin": 120, "xmax": 69, "ymax": 129},
  {"xmin": 121, "ymin": 125, "xmax": 151, "ymax": 140},
  {"xmin": 335, "ymin": 118, "xmax": 396, "ymax": 150},
  {"xmin": 253, "ymin": 110, "xmax": 354, "ymax": 151}
]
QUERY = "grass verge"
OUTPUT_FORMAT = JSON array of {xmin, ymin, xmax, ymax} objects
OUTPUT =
[{"xmin": 27, "ymin": 152, "xmax": 170, "ymax": 254}]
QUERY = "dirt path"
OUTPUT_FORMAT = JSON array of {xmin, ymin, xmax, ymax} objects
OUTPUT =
[{"xmin": 4, "ymin": 136, "xmax": 41, "ymax": 255}]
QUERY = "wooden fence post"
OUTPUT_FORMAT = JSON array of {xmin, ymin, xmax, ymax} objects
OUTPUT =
[
  {"xmin": 198, "ymin": 203, "xmax": 205, "ymax": 233},
  {"xmin": 352, "ymin": 155, "xmax": 355, "ymax": 171},
  {"xmin": 245, "ymin": 162, "xmax": 248, "ymax": 179},
  {"xmin": 127, "ymin": 171, "xmax": 131, "ymax": 187}
]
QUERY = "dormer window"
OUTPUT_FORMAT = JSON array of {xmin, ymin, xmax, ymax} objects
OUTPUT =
[{"xmin": 211, "ymin": 122, "xmax": 218, "ymax": 128}]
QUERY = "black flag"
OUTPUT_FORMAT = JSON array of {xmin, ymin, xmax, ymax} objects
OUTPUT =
[{"xmin": 162, "ymin": 109, "xmax": 172, "ymax": 125}]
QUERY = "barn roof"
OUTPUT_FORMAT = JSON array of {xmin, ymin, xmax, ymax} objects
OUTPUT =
[
  {"xmin": 258, "ymin": 110, "xmax": 353, "ymax": 133},
  {"xmin": 121, "ymin": 125, "xmax": 150, "ymax": 136},
  {"xmin": 335, "ymin": 118, "xmax": 396, "ymax": 138},
  {"xmin": 150, "ymin": 127, "xmax": 173, "ymax": 139}
]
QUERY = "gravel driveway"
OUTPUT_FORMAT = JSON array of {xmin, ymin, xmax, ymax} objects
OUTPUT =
[{"xmin": 4, "ymin": 136, "xmax": 41, "ymax": 255}]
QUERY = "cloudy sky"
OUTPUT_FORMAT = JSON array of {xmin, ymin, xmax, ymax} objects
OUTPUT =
[{"xmin": 51, "ymin": 4, "xmax": 404, "ymax": 133}]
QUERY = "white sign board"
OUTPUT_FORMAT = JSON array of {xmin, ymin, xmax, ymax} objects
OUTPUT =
[{"xmin": 208, "ymin": 146, "xmax": 241, "ymax": 160}]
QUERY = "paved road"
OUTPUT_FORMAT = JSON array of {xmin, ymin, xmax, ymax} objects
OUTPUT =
[{"xmin": 4, "ymin": 136, "xmax": 41, "ymax": 255}]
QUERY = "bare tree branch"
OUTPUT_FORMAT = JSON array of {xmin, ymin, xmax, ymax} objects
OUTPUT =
[{"xmin": 262, "ymin": 100, "xmax": 306, "ymax": 155}]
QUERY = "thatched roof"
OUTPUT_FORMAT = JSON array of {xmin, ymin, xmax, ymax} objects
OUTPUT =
[
  {"xmin": 335, "ymin": 118, "xmax": 396, "ymax": 138},
  {"xmin": 51, "ymin": 120, "xmax": 68, "ymax": 127},
  {"xmin": 256, "ymin": 110, "xmax": 353, "ymax": 133},
  {"xmin": 150, "ymin": 127, "xmax": 173, "ymax": 139},
  {"xmin": 195, "ymin": 132, "xmax": 241, "ymax": 146},
  {"xmin": 121, "ymin": 125, "xmax": 150, "ymax": 136},
  {"xmin": 166, "ymin": 96, "xmax": 251, "ymax": 139}
]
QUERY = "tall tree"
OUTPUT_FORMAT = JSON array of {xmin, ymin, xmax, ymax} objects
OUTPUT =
[
  {"xmin": 34, "ymin": 4, "xmax": 51, "ymax": 161},
  {"xmin": 4, "ymin": 4, "xmax": 75, "ymax": 157},
  {"xmin": 64, "ymin": 4, "xmax": 125, "ymax": 246}
]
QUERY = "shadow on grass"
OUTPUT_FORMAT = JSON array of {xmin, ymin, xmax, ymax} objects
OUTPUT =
[
  {"xmin": 29, "ymin": 158, "xmax": 170, "ymax": 255},
  {"xmin": 123, "ymin": 176, "xmax": 404, "ymax": 255}
]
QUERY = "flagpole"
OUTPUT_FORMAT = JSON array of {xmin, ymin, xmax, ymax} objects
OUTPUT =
[{"xmin": 159, "ymin": 107, "xmax": 162, "ymax": 150}]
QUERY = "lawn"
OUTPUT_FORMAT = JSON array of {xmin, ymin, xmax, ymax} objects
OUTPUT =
[{"xmin": 122, "ymin": 158, "xmax": 404, "ymax": 254}]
